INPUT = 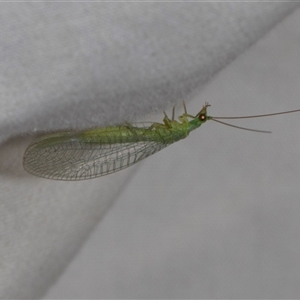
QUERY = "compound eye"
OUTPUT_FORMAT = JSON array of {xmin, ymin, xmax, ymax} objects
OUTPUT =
[{"xmin": 199, "ymin": 114, "xmax": 206, "ymax": 121}]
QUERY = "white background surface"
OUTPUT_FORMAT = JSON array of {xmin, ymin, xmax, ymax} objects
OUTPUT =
[
  {"xmin": 0, "ymin": 3, "xmax": 299, "ymax": 299},
  {"xmin": 46, "ymin": 8, "xmax": 300, "ymax": 299}
]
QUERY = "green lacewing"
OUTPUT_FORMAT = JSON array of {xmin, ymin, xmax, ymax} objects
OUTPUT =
[{"xmin": 23, "ymin": 103, "xmax": 300, "ymax": 181}]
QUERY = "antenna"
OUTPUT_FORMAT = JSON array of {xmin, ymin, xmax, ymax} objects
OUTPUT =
[
  {"xmin": 211, "ymin": 118, "xmax": 271, "ymax": 133},
  {"xmin": 211, "ymin": 108, "xmax": 300, "ymax": 120},
  {"xmin": 209, "ymin": 106, "xmax": 300, "ymax": 133}
]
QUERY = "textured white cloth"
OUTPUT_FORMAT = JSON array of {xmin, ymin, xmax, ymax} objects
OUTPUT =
[{"xmin": 0, "ymin": 3, "xmax": 299, "ymax": 298}]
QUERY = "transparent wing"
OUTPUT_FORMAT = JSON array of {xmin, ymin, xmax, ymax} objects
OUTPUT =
[{"xmin": 23, "ymin": 132, "xmax": 170, "ymax": 181}]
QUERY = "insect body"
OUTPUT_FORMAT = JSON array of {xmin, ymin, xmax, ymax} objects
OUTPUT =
[
  {"xmin": 23, "ymin": 103, "xmax": 300, "ymax": 181},
  {"xmin": 23, "ymin": 103, "xmax": 210, "ymax": 181}
]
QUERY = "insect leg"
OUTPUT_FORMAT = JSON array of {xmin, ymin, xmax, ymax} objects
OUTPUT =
[
  {"xmin": 172, "ymin": 106, "xmax": 175, "ymax": 120},
  {"xmin": 163, "ymin": 110, "xmax": 175, "ymax": 128},
  {"xmin": 183, "ymin": 101, "xmax": 187, "ymax": 114},
  {"xmin": 163, "ymin": 111, "xmax": 170, "ymax": 120},
  {"xmin": 178, "ymin": 112, "xmax": 196, "ymax": 123},
  {"xmin": 182, "ymin": 101, "xmax": 196, "ymax": 118},
  {"xmin": 144, "ymin": 109, "xmax": 176, "ymax": 134}
]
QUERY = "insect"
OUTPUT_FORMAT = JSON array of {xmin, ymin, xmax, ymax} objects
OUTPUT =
[{"xmin": 23, "ymin": 103, "xmax": 300, "ymax": 181}]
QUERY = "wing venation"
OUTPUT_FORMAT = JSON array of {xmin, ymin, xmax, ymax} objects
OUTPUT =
[{"xmin": 24, "ymin": 137, "xmax": 170, "ymax": 180}]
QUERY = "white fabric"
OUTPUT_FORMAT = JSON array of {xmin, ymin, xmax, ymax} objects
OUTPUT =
[{"xmin": 0, "ymin": 3, "xmax": 299, "ymax": 298}]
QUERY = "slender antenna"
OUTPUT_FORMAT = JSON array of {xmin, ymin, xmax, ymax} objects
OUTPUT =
[
  {"xmin": 211, "ymin": 118, "xmax": 271, "ymax": 133},
  {"xmin": 212, "ymin": 108, "xmax": 300, "ymax": 120}
]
